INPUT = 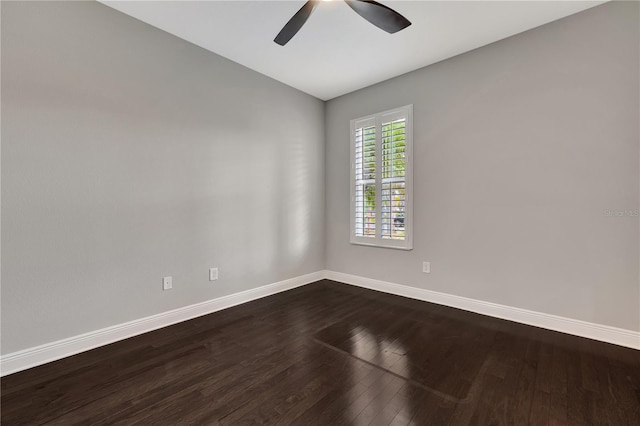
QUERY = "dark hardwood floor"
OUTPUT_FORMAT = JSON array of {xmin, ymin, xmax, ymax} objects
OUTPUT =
[{"xmin": 2, "ymin": 280, "xmax": 639, "ymax": 425}]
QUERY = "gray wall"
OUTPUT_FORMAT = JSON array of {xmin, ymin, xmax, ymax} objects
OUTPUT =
[
  {"xmin": 325, "ymin": 1, "xmax": 639, "ymax": 331},
  {"xmin": 1, "ymin": 1, "xmax": 325, "ymax": 354},
  {"xmin": 2, "ymin": 1, "xmax": 638, "ymax": 356}
]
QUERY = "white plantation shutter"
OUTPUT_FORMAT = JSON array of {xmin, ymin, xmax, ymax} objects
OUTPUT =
[
  {"xmin": 350, "ymin": 105, "xmax": 413, "ymax": 250},
  {"xmin": 354, "ymin": 118, "xmax": 377, "ymax": 238},
  {"xmin": 381, "ymin": 116, "xmax": 406, "ymax": 240}
]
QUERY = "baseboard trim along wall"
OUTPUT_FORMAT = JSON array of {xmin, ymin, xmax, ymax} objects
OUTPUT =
[
  {"xmin": 0, "ymin": 271, "xmax": 325, "ymax": 377},
  {"xmin": 324, "ymin": 270, "xmax": 640, "ymax": 350},
  {"xmin": 2, "ymin": 269, "xmax": 638, "ymax": 376}
]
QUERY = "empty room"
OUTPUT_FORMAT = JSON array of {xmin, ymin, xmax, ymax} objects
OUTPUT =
[{"xmin": 1, "ymin": 0, "xmax": 638, "ymax": 424}]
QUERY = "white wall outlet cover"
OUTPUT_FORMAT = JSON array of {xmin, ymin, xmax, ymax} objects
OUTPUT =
[
  {"xmin": 162, "ymin": 276, "xmax": 172, "ymax": 290},
  {"xmin": 422, "ymin": 262, "xmax": 431, "ymax": 273},
  {"xmin": 209, "ymin": 268, "xmax": 218, "ymax": 281}
]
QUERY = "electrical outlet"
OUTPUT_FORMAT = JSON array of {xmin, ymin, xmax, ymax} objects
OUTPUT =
[
  {"xmin": 209, "ymin": 268, "xmax": 218, "ymax": 281},
  {"xmin": 163, "ymin": 276, "xmax": 172, "ymax": 290},
  {"xmin": 422, "ymin": 262, "xmax": 430, "ymax": 274}
]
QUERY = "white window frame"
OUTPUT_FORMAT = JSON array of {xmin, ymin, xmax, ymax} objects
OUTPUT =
[{"xmin": 350, "ymin": 104, "xmax": 413, "ymax": 250}]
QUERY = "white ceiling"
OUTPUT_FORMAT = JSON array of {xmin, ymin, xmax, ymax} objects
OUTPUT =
[{"xmin": 100, "ymin": 0, "xmax": 606, "ymax": 100}]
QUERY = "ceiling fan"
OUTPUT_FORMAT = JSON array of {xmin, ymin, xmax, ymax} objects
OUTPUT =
[{"xmin": 274, "ymin": 0, "xmax": 411, "ymax": 46}]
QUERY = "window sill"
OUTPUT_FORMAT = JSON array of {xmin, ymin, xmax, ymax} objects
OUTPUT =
[{"xmin": 350, "ymin": 240, "xmax": 413, "ymax": 251}]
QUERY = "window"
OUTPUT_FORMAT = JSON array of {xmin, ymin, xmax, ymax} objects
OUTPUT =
[{"xmin": 350, "ymin": 104, "xmax": 413, "ymax": 250}]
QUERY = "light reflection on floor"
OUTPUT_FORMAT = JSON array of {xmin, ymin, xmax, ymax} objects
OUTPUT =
[
  {"xmin": 348, "ymin": 327, "xmax": 411, "ymax": 423},
  {"xmin": 314, "ymin": 309, "xmax": 492, "ymax": 402}
]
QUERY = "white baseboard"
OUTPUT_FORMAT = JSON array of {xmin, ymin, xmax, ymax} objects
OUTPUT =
[
  {"xmin": 0, "ymin": 271, "xmax": 324, "ymax": 377},
  {"xmin": 3, "ymin": 269, "xmax": 637, "ymax": 377},
  {"xmin": 324, "ymin": 270, "xmax": 640, "ymax": 350}
]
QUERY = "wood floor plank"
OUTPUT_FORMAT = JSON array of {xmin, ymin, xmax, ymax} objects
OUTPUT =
[{"xmin": 548, "ymin": 334, "xmax": 570, "ymax": 426}]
